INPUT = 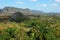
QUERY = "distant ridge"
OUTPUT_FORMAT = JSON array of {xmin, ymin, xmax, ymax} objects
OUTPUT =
[{"xmin": 0, "ymin": 7, "xmax": 44, "ymax": 15}]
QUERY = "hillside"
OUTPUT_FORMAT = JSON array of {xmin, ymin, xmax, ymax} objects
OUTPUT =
[
  {"xmin": 0, "ymin": 7, "xmax": 60, "ymax": 40},
  {"xmin": 0, "ymin": 7, "xmax": 44, "ymax": 15},
  {"xmin": 0, "ymin": 14, "xmax": 60, "ymax": 40}
]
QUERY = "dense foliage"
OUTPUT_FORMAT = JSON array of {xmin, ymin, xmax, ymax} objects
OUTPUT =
[{"xmin": 0, "ymin": 14, "xmax": 60, "ymax": 40}]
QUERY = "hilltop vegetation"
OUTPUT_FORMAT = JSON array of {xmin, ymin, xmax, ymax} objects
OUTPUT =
[{"xmin": 0, "ymin": 11, "xmax": 60, "ymax": 40}]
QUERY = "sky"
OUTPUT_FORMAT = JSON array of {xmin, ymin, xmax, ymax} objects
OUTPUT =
[{"xmin": 0, "ymin": 0, "xmax": 60, "ymax": 13}]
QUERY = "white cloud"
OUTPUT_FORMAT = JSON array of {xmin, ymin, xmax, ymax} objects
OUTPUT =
[
  {"xmin": 51, "ymin": 4, "xmax": 58, "ymax": 7},
  {"xmin": 55, "ymin": 0, "xmax": 60, "ymax": 2},
  {"xmin": 36, "ymin": 4, "xmax": 47, "ymax": 7},
  {"xmin": 42, "ymin": 4, "xmax": 47, "ymax": 6},
  {"xmin": 16, "ymin": 2, "xmax": 24, "ymax": 4},
  {"xmin": 30, "ymin": 0, "xmax": 38, "ymax": 2}
]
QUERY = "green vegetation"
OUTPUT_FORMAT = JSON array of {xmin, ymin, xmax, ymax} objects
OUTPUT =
[{"xmin": 0, "ymin": 14, "xmax": 60, "ymax": 40}]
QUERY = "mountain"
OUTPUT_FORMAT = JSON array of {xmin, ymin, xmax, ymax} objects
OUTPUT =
[
  {"xmin": 31, "ymin": 10, "xmax": 44, "ymax": 15},
  {"xmin": 0, "ymin": 9, "xmax": 2, "ymax": 13},
  {"xmin": 0, "ymin": 7, "xmax": 44, "ymax": 15},
  {"xmin": 10, "ymin": 12, "xmax": 29, "ymax": 22}
]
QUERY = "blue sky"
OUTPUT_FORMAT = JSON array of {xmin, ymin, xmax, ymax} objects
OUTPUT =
[{"xmin": 0, "ymin": 0, "xmax": 60, "ymax": 13}]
